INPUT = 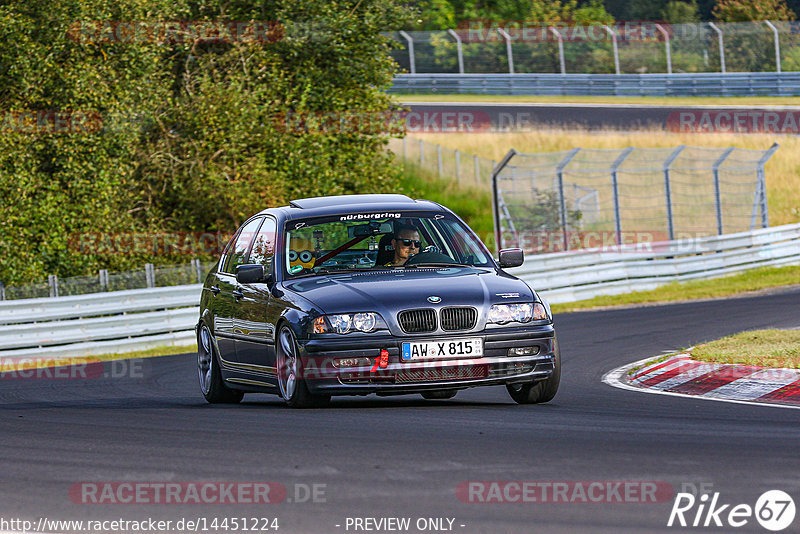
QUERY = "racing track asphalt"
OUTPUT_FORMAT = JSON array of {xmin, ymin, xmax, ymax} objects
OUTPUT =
[
  {"xmin": 403, "ymin": 102, "xmax": 800, "ymax": 132},
  {"xmin": 1, "ymin": 287, "xmax": 799, "ymax": 533}
]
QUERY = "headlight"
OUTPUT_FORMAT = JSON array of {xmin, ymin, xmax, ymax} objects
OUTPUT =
[
  {"xmin": 487, "ymin": 303, "xmax": 548, "ymax": 324},
  {"xmin": 312, "ymin": 312, "xmax": 387, "ymax": 334}
]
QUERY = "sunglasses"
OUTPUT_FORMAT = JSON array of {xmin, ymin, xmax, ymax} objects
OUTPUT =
[{"xmin": 398, "ymin": 239, "xmax": 421, "ymax": 248}]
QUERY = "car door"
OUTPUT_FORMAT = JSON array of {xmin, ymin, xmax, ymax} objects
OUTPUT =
[
  {"xmin": 233, "ymin": 217, "xmax": 278, "ymax": 380},
  {"xmin": 212, "ymin": 217, "xmax": 263, "ymax": 367}
]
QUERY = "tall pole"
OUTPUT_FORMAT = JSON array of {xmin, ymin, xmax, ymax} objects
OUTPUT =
[
  {"xmin": 447, "ymin": 29, "xmax": 464, "ymax": 74},
  {"xmin": 603, "ymin": 25, "xmax": 620, "ymax": 74},
  {"xmin": 655, "ymin": 23, "xmax": 672, "ymax": 74},
  {"xmin": 555, "ymin": 148, "xmax": 581, "ymax": 251},
  {"xmin": 491, "ymin": 150, "xmax": 518, "ymax": 255},
  {"xmin": 663, "ymin": 146, "xmax": 685, "ymax": 241},
  {"xmin": 709, "ymin": 22, "xmax": 726, "ymax": 73},
  {"xmin": 549, "ymin": 27, "xmax": 566, "ymax": 74},
  {"xmin": 712, "ymin": 147, "xmax": 735, "ymax": 235},
  {"xmin": 398, "ymin": 31, "xmax": 415, "ymax": 74},
  {"xmin": 610, "ymin": 148, "xmax": 634, "ymax": 246},
  {"xmin": 497, "ymin": 28, "xmax": 514, "ymax": 74},
  {"xmin": 764, "ymin": 21, "xmax": 781, "ymax": 73}
]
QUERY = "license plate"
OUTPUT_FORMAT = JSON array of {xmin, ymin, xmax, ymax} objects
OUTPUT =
[{"xmin": 401, "ymin": 338, "xmax": 483, "ymax": 360}]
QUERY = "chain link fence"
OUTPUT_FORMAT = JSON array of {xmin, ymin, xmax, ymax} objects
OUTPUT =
[
  {"xmin": 492, "ymin": 144, "xmax": 779, "ymax": 253},
  {"xmin": 0, "ymin": 259, "xmax": 217, "ymax": 301},
  {"xmin": 389, "ymin": 21, "xmax": 800, "ymax": 75},
  {"xmin": 387, "ymin": 136, "xmax": 497, "ymax": 188}
]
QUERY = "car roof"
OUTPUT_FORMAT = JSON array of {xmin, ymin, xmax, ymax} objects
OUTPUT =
[{"xmin": 257, "ymin": 194, "xmax": 447, "ymax": 220}]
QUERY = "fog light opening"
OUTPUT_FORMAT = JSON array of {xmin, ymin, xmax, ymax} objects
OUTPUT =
[{"xmin": 507, "ymin": 346, "xmax": 539, "ymax": 357}]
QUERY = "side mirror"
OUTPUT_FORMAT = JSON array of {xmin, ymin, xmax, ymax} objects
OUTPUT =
[
  {"xmin": 236, "ymin": 264, "xmax": 265, "ymax": 284},
  {"xmin": 498, "ymin": 248, "xmax": 524, "ymax": 268}
]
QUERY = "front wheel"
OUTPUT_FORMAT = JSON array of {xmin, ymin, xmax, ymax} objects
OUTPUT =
[
  {"xmin": 506, "ymin": 340, "xmax": 561, "ymax": 404},
  {"xmin": 197, "ymin": 324, "xmax": 243, "ymax": 404},
  {"xmin": 277, "ymin": 326, "xmax": 330, "ymax": 408}
]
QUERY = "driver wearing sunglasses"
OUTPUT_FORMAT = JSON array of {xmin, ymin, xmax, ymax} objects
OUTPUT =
[{"xmin": 386, "ymin": 225, "xmax": 421, "ymax": 266}]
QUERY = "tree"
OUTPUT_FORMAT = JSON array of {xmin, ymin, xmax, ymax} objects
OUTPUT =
[
  {"xmin": 712, "ymin": 0, "xmax": 796, "ymax": 21},
  {"xmin": 662, "ymin": 1, "xmax": 701, "ymax": 22},
  {"xmin": 0, "ymin": 0, "xmax": 413, "ymax": 285}
]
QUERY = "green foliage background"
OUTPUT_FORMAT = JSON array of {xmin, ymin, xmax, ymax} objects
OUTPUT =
[{"xmin": 0, "ymin": 0, "xmax": 411, "ymax": 285}]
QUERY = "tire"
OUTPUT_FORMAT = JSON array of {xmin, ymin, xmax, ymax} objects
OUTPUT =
[
  {"xmin": 197, "ymin": 323, "xmax": 244, "ymax": 404},
  {"xmin": 277, "ymin": 326, "xmax": 330, "ymax": 409},
  {"xmin": 421, "ymin": 389, "xmax": 458, "ymax": 400},
  {"xmin": 506, "ymin": 339, "xmax": 561, "ymax": 404}
]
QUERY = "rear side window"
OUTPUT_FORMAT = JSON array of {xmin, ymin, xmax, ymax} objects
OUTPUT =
[{"xmin": 221, "ymin": 218, "xmax": 263, "ymax": 274}]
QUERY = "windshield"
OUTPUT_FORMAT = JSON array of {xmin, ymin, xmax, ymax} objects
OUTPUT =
[{"xmin": 283, "ymin": 213, "xmax": 493, "ymax": 278}]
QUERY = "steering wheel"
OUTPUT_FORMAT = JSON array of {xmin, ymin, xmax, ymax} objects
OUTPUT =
[{"xmin": 403, "ymin": 250, "xmax": 459, "ymax": 266}]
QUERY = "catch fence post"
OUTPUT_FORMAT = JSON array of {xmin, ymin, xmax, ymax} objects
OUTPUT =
[
  {"xmin": 663, "ymin": 146, "xmax": 685, "ymax": 241},
  {"xmin": 398, "ymin": 31, "xmax": 416, "ymax": 74},
  {"xmin": 497, "ymin": 28, "xmax": 514, "ymax": 74},
  {"xmin": 610, "ymin": 147, "xmax": 634, "ymax": 246},
  {"xmin": 709, "ymin": 22, "xmax": 726, "ymax": 73},
  {"xmin": 447, "ymin": 29, "xmax": 465, "ymax": 74},
  {"xmin": 48, "ymin": 275, "xmax": 59, "ymax": 298},
  {"xmin": 491, "ymin": 150, "xmax": 518, "ymax": 255},
  {"xmin": 145, "ymin": 263, "xmax": 155, "ymax": 288},
  {"xmin": 655, "ymin": 24, "xmax": 672, "ymax": 74},
  {"xmin": 712, "ymin": 147, "xmax": 735, "ymax": 235},
  {"xmin": 555, "ymin": 148, "xmax": 581, "ymax": 251}
]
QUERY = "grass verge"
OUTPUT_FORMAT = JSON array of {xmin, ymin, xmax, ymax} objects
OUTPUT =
[
  {"xmin": 0, "ymin": 344, "xmax": 195, "ymax": 372},
  {"xmin": 551, "ymin": 264, "xmax": 800, "ymax": 314},
  {"xmin": 691, "ymin": 329, "xmax": 800, "ymax": 368},
  {"xmin": 395, "ymin": 94, "xmax": 800, "ymax": 106},
  {"xmin": 396, "ymin": 161, "xmax": 494, "ymax": 237}
]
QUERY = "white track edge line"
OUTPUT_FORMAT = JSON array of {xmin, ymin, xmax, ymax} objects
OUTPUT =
[{"xmin": 602, "ymin": 356, "xmax": 800, "ymax": 411}]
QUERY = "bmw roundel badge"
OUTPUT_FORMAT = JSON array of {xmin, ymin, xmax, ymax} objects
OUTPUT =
[{"xmin": 427, "ymin": 296, "xmax": 441, "ymax": 303}]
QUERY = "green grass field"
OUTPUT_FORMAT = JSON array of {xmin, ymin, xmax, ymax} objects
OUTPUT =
[
  {"xmin": 691, "ymin": 329, "xmax": 800, "ymax": 368},
  {"xmin": 550, "ymin": 265, "xmax": 800, "ymax": 314}
]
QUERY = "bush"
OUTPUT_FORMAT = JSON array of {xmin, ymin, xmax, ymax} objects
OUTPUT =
[{"xmin": 0, "ymin": 0, "xmax": 412, "ymax": 285}]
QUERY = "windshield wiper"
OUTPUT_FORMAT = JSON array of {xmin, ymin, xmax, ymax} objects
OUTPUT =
[
  {"xmin": 315, "ymin": 267, "xmax": 366, "ymax": 275},
  {"xmin": 404, "ymin": 262, "xmax": 471, "ymax": 268}
]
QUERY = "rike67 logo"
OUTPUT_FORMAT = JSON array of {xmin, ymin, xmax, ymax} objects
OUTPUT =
[{"xmin": 668, "ymin": 490, "xmax": 795, "ymax": 531}]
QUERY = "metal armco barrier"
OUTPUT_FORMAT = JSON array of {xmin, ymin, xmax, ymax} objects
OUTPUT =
[
  {"xmin": 1, "ymin": 224, "xmax": 798, "ymax": 358},
  {"xmin": 0, "ymin": 285, "xmax": 200, "ymax": 359},
  {"xmin": 509, "ymin": 223, "xmax": 800, "ymax": 304},
  {"xmin": 389, "ymin": 73, "xmax": 800, "ymax": 97}
]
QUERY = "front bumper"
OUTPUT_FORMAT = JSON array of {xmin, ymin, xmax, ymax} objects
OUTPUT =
[{"xmin": 297, "ymin": 325, "xmax": 556, "ymax": 395}]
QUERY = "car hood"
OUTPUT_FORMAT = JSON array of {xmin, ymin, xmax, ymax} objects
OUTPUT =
[{"xmin": 282, "ymin": 267, "xmax": 536, "ymax": 316}]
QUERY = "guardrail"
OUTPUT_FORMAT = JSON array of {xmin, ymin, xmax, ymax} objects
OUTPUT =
[
  {"xmin": 1, "ymin": 224, "xmax": 798, "ymax": 359},
  {"xmin": 510, "ymin": 223, "xmax": 800, "ymax": 304},
  {"xmin": 0, "ymin": 285, "xmax": 200, "ymax": 359},
  {"xmin": 389, "ymin": 73, "xmax": 800, "ymax": 97}
]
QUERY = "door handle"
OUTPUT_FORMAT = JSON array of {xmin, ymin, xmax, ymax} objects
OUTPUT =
[
  {"xmin": 210, "ymin": 285, "xmax": 221, "ymax": 295},
  {"xmin": 233, "ymin": 290, "xmax": 244, "ymax": 299}
]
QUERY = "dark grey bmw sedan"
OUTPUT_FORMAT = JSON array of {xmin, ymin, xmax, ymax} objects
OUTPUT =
[{"xmin": 196, "ymin": 194, "xmax": 559, "ymax": 408}]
